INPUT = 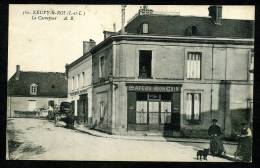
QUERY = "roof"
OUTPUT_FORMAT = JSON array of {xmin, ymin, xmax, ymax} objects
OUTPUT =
[
  {"xmin": 8, "ymin": 71, "xmax": 68, "ymax": 98},
  {"xmin": 68, "ymin": 52, "xmax": 91, "ymax": 70},
  {"xmin": 125, "ymin": 15, "xmax": 254, "ymax": 38},
  {"xmin": 90, "ymin": 34, "xmax": 254, "ymax": 54}
]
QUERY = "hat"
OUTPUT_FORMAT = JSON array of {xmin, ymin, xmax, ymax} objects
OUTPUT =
[{"xmin": 212, "ymin": 119, "xmax": 218, "ymax": 122}]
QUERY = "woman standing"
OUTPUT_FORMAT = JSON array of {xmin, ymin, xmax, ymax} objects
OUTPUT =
[{"xmin": 235, "ymin": 122, "xmax": 252, "ymax": 162}]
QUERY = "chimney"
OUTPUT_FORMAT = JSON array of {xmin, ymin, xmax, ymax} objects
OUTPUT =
[
  {"xmin": 65, "ymin": 64, "xmax": 69, "ymax": 79},
  {"xmin": 121, "ymin": 5, "xmax": 126, "ymax": 34},
  {"xmin": 83, "ymin": 39, "xmax": 96, "ymax": 55},
  {"xmin": 15, "ymin": 65, "xmax": 20, "ymax": 80},
  {"xmin": 139, "ymin": 5, "xmax": 153, "ymax": 15},
  {"xmin": 103, "ymin": 30, "xmax": 117, "ymax": 39},
  {"xmin": 208, "ymin": 5, "xmax": 222, "ymax": 25}
]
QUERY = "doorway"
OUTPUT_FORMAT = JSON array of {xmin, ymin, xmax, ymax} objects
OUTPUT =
[{"xmin": 133, "ymin": 92, "xmax": 180, "ymax": 131}]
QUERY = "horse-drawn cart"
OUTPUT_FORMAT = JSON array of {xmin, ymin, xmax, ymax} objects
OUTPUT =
[{"xmin": 54, "ymin": 102, "xmax": 75, "ymax": 129}]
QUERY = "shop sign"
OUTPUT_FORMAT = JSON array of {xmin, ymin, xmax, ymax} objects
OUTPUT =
[
  {"xmin": 70, "ymin": 88, "xmax": 88, "ymax": 96},
  {"xmin": 127, "ymin": 84, "xmax": 181, "ymax": 92}
]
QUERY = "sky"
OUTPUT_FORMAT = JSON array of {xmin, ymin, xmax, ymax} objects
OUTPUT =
[{"xmin": 8, "ymin": 5, "xmax": 255, "ymax": 79}]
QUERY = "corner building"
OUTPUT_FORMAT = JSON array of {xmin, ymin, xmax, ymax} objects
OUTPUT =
[{"xmin": 91, "ymin": 6, "xmax": 254, "ymax": 138}]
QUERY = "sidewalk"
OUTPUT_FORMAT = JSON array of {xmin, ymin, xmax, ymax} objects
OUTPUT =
[
  {"xmin": 73, "ymin": 125, "xmax": 241, "ymax": 162},
  {"xmin": 73, "ymin": 124, "xmax": 238, "ymax": 145}
]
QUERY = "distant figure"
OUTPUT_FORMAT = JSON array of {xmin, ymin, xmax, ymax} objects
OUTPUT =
[
  {"xmin": 235, "ymin": 121, "xmax": 252, "ymax": 162},
  {"xmin": 140, "ymin": 66, "xmax": 147, "ymax": 78},
  {"xmin": 208, "ymin": 119, "xmax": 225, "ymax": 156}
]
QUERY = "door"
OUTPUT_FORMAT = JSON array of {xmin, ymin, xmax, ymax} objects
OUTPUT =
[
  {"xmin": 28, "ymin": 100, "xmax": 36, "ymax": 111},
  {"xmin": 172, "ymin": 92, "xmax": 181, "ymax": 131},
  {"xmin": 84, "ymin": 95, "xmax": 88, "ymax": 123},
  {"xmin": 148, "ymin": 93, "xmax": 160, "ymax": 130}
]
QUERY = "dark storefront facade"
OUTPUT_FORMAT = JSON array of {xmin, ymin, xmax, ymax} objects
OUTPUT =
[{"xmin": 127, "ymin": 84, "xmax": 181, "ymax": 136}]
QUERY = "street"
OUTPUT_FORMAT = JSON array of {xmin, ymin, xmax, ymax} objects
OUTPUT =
[{"xmin": 7, "ymin": 118, "xmax": 231, "ymax": 161}]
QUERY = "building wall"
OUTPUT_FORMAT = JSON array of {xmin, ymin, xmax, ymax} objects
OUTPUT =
[
  {"xmin": 91, "ymin": 40, "xmax": 253, "ymax": 137},
  {"xmin": 68, "ymin": 56, "xmax": 92, "ymax": 121},
  {"xmin": 7, "ymin": 96, "xmax": 67, "ymax": 118},
  {"xmin": 92, "ymin": 45, "xmax": 113, "ymax": 84},
  {"xmin": 114, "ymin": 41, "xmax": 251, "ymax": 81},
  {"xmin": 92, "ymin": 84, "xmax": 112, "ymax": 133}
]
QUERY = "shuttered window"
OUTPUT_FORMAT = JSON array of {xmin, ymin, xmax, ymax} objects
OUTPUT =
[
  {"xmin": 99, "ymin": 56, "xmax": 105, "ymax": 78},
  {"xmin": 186, "ymin": 93, "xmax": 201, "ymax": 122},
  {"xmin": 187, "ymin": 52, "xmax": 201, "ymax": 79}
]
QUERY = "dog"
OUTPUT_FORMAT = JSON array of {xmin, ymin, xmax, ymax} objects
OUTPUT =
[{"xmin": 197, "ymin": 148, "xmax": 209, "ymax": 160}]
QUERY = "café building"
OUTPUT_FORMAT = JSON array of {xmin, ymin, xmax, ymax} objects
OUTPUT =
[{"xmin": 89, "ymin": 6, "xmax": 254, "ymax": 138}]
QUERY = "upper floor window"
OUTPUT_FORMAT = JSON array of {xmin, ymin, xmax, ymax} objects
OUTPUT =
[
  {"xmin": 249, "ymin": 49, "xmax": 254, "ymax": 81},
  {"xmin": 139, "ymin": 50, "xmax": 152, "ymax": 78},
  {"xmin": 141, "ymin": 23, "xmax": 149, "ymax": 34},
  {"xmin": 82, "ymin": 72, "xmax": 85, "ymax": 87},
  {"xmin": 72, "ymin": 76, "xmax": 75, "ymax": 90},
  {"xmin": 30, "ymin": 83, "xmax": 38, "ymax": 95},
  {"xmin": 187, "ymin": 52, "xmax": 201, "ymax": 79},
  {"xmin": 77, "ymin": 74, "xmax": 80, "ymax": 88},
  {"xmin": 186, "ymin": 93, "xmax": 201, "ymax": 123},
  {"xmin": 99, "ymin": 56, "xmax": 105, "ymax": 78}
]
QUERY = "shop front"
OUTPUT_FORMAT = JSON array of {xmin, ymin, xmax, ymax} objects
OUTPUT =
[{"xmin": 126, "ymin": 84, "xmax": 181, "ymax": 136}]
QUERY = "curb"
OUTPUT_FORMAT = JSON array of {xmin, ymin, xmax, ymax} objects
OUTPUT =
[{"xmin": 73, "ymin": 126, "xmax": 238, "ymax": 145}]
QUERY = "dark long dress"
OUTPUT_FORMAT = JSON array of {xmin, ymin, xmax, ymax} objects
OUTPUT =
[
  {"xmin": 208, "ymin": 125, "xmax": 225, "ymax": 156},
  {"xmin": 236, "ymin": 128, "xmax": 252, "ymax": 162}
]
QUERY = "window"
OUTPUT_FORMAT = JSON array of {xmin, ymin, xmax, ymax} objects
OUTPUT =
[
  {"xmin": 191, "ymin": 26, "xmax": 198, "ymax": 35},
  {"xmin": 100, "ymin": 101, "xmax": 105, "ymax": 121},
  {"xmin": 99, "ymin": 56, "xmax": 105, "ymax": 78},
  {"xmin": 72, "ymin": 76, "xmax": 74, "ymax": 90},
  {"xmin": 139, "ymin": 50, "xmax": 152, "ymax": 78},
  {"xmin": 30, "ymin": 83, "xmax": 38, "ymax": 95},
  {"xmin": 186, "ymin": 93, "xmax": 201, "ymax": 122},
  {"xmin": 136, "ymin": 93, "xmax": 148, "ymax": 124},
  {"xmin": 77, "ymin": 74, "xmax": 80, "ymax": 88},
  {"xmin": 82, "ymin": 72, "xmax": 85, "ymax": 87},
  {"xmin": 141, "ymin": 23, "xmax": 149, "ymax": 34},
  {"xmin": 187, "ymin": 52, "xmax": 201, "ymax": 79},
  {"xmin": 28, "ymin": 100, "xmax": 36, "ymax": 111},
  {"xmin": 249, "ymin": 49, "xmax": 254, "ymax": 81},
  {"xmin": 160, "ymin": 93, "xmax": 172, "ymax": 124}
]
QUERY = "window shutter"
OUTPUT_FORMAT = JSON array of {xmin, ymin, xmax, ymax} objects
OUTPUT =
[
  {"xmin": 194, "ymin": 94, "xmax": 200, "ymax": 120},
  {"xmin": 197, "ymin": 54, "xmax": 201, "ymax": 79},
  {"xmin": 186, "ymin": 94, "xmax": 192, "ymax": 120},
  {"xmin": 187, "ymin": 54, "xmax": 190, "ymax": 78}
]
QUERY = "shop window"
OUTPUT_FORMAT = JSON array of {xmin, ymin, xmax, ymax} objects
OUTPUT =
[
  {"xmin": 139, "ymin": 50, "xmax": 152, "ymax": 78},
  {"xmin": 186, "ymin": 93, "xmax": 201, "ymax": 123},
  {"xmin": 141, "ymin": 23, "xmax": 149, "ymax": 34},
  {"xmin": 160, "ymin": 93, "xmax": 172, "ymax": 124},
  {"xmin": 99, "ymin": 56, "xmax": 105, "ymax": 78},
  {"xmin": 187, "ymin": 52, "xmax": 201, "ymax": 79},
  {"xmin": 30, "ymin": 83, "xmax": 38, "ymax": 95},
  {"xmin": 136, "ymin": 93, "xmax": 148, "ymax": 124}
]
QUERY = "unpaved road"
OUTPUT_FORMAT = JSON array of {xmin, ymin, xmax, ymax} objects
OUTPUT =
[{"xmin": 6, "ymin": 118, "xmax": 231, "ymax": 161}]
